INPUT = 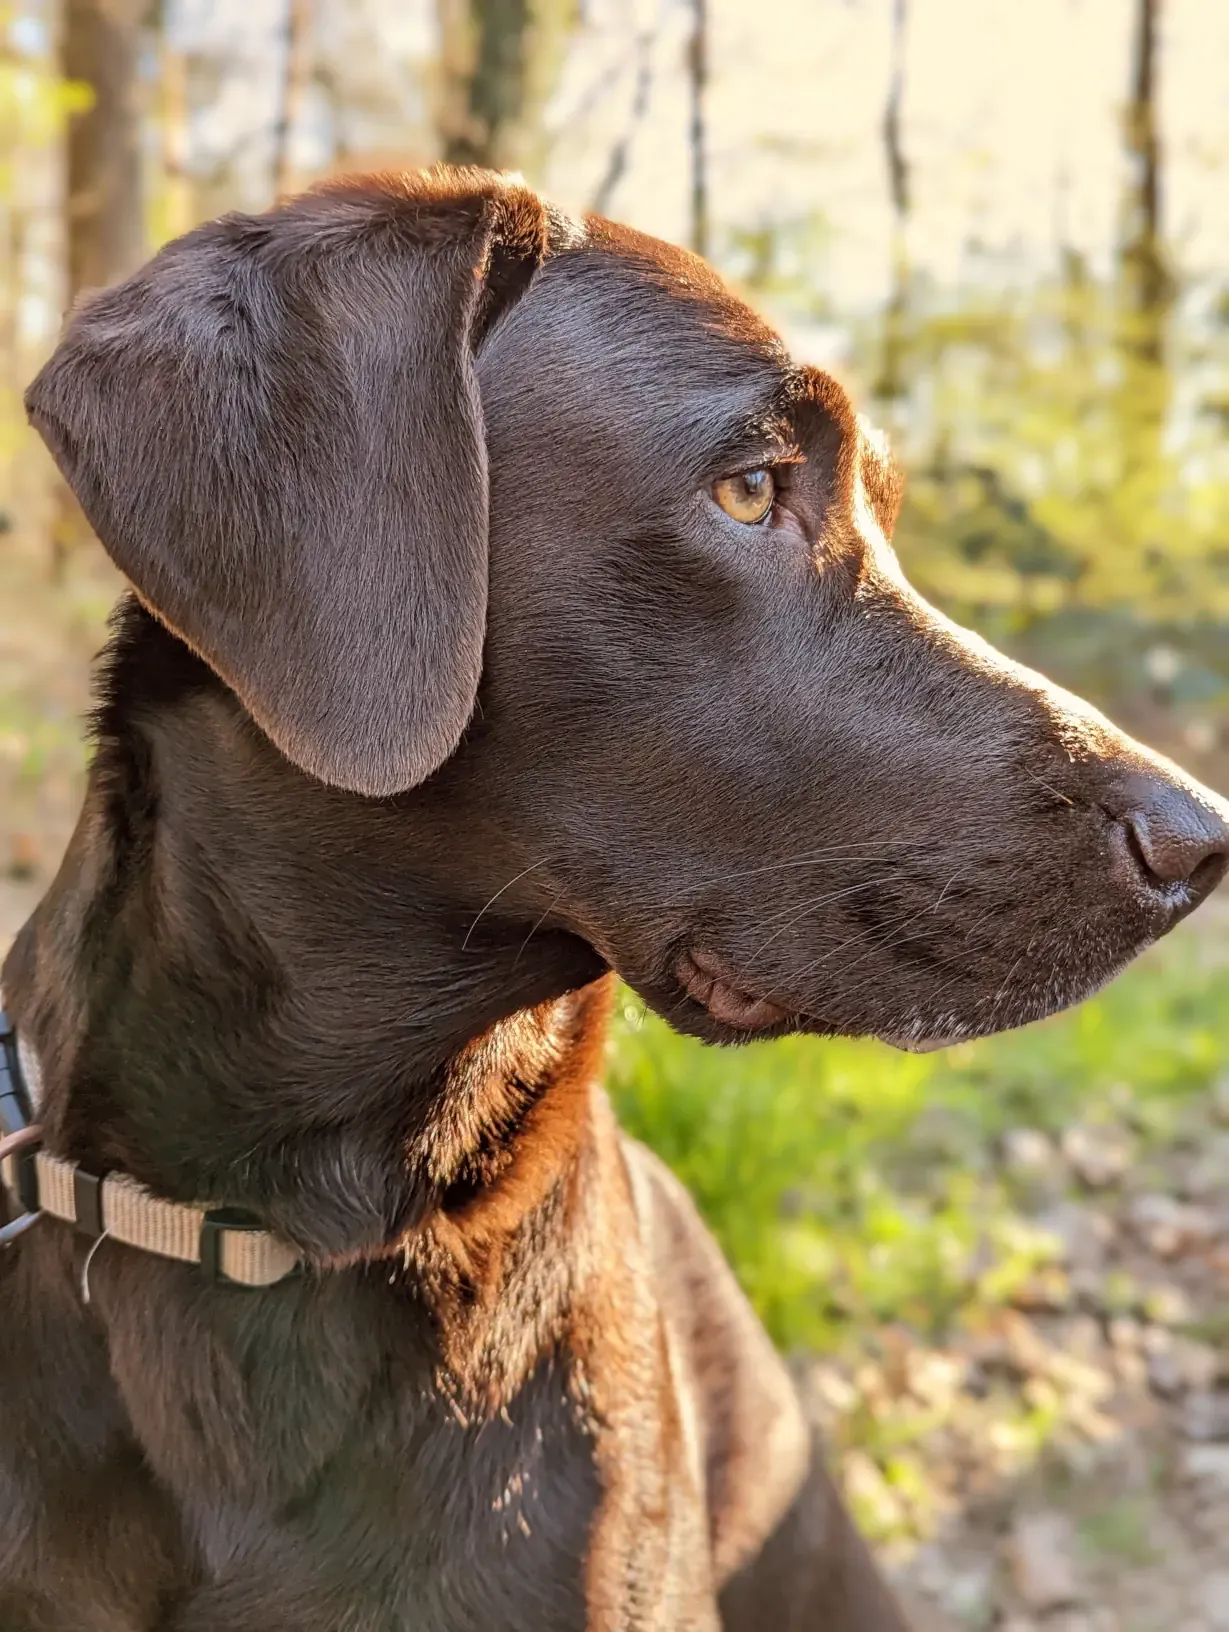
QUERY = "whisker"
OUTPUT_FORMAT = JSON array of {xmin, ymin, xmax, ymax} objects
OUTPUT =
[
  {"xmin": 849, "ymin": 908, "xmax": 1006, "ymax": 1017},
  {"xmin": 642, "ymin": 836, "xmax": 1003, "ymax": 913},
  {"xmin": 645, "ymin": 841, "xmax": 935, "ymax": 903},
  {"xmin": 1023, "ymin": 765, "xmax": 1076, "ymax": 809},
  {"xmin": 779, "ymin": 873, "xmax": 976, "ymax": 1014},
  {"xmin": 826, "ymin": 900, "xmax": 955, "ymax": 986},
  {"xmin": 462, "ymin": 858, "xmax": 552, "ymax": 950},
  {"xmin": 932, "ymin": 868, "xmax": 965, "ymax": 911},
  {"xmin": 510, "ymin": 890, "xmax": 565, "ymax": 972},
  {"xmin": 738, "ymin": 864, "xmax": 972, "ymax": 996},
  {"xmin": 734, "ymin": 873, "xmax": 909, "ymax": 981}
]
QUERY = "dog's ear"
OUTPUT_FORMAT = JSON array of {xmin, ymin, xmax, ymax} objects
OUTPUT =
[{"xmin": 26, "ymin": 171, "xmax": 555, "ymax": 795}]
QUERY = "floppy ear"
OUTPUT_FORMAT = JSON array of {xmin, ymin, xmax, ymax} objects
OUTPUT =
[{"xmin": 25, "ymin": 171, "xmax": 555, "ymax": 796}]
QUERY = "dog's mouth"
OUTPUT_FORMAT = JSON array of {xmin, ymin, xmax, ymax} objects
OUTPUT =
[{"xmin": 673, "ymin": 947, "xmax": 794, "ymax": 1032}]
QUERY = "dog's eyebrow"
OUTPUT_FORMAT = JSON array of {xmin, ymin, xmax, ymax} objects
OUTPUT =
[
  {"xmin": 703, "ymin": 395, "xmax": 807, "ymax": 477},
  {"xmin": 707, "ymin": 436, "xmax": 806, "ymax": 476}
]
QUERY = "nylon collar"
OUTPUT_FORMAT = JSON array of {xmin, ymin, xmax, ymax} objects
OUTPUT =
[{"xmin": 0, "ymin": 1009, "xmax": 299, "ymax": 1286}]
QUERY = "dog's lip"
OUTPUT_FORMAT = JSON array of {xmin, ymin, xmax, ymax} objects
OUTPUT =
[{"xmin": 673, "ymin": 946, "xmax": 793, "ymax": 1031}]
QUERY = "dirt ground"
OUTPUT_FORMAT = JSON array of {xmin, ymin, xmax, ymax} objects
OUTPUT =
[
  {"xmin": 3, "ymin": 542, "xmax": 1228, "ymax": 1630},
  {"xmin": 871, "ymin": 972, "xmax": 1229, "ymax": 1631}
]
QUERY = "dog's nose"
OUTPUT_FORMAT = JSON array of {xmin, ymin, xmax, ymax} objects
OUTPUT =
[{"xmin": 1114, "ymin": 773, "xmax": 1229, "ymax": 903}]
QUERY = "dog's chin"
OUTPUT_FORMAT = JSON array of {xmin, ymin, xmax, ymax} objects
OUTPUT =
[
  {"xmin": 623, "ymin": 921, "xmax": 1152, "ymax": 1052},
  {"xmin": 872, "ymin": 943, "xmax": 1144, "ymax": 1054}
]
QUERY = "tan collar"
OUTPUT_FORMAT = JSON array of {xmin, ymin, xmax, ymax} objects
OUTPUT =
[{"xmin": 0, "ymin": 1010, "xmax": 299, "ymax": 1287}]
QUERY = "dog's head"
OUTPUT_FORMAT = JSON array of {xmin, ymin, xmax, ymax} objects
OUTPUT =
[{"xmin": 27, "ymin": 169, "xmax": 1229, "ymax": 1052}]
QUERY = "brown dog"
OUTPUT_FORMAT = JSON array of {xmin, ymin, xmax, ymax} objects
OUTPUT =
[{"xmin": 1, "ymin": 167, "xmax": 1226, "ymax": 1631}]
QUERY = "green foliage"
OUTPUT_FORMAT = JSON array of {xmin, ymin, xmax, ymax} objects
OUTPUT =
[
  {"xmin": 1078, "ymin": 1496, "xmax": 1160, "ymax": 1565},
  {"xmin": 722, "ymin": 209, "xmax": 836, "ymax": 320},
  {"xmin": 607, "ymin": 929, "xmax": 1229, "ymax": 1354},
  {"xmin": 0, "ymin": 28, "xmax": 91, "ymax": 198},
  {"xmin": 856, "ymin": 270, "xmax": 1229, "ymax": 736}
]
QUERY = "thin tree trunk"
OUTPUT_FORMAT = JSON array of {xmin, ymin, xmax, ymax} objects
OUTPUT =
[
  {"xmin": 56, "ymin": 0, "xmax": 145, "ymax": 574},
  {"xmin": 435, "ymin": 0, "xmax": 577, "ymax": 172},
  {"xmin": 591, "ymin": 31, "xmax": 654, "ymax": 216},
  {"xmin": 63, "ymin": 0, "xmax": 145, "ymax": 301},
  {"xmin": 1120, "ymin": 0, "xmax": 1168, "ymax": 348},
  {"xmin": 883, "ymin": 0, "xmax": 909, "ymax": 228},
  {"xmin": 272, "ymin": 0, "xmax": 313, "ymax": 201},
  {"xmin": 437, "ymin": 0, "xmax": 531, "ymax": 168},
  {"xmin": 687, "ymin": 0, "xmax": 708, "ymax": 257},
  {"xmin": 315, "ymin": 61, "xmax": 351, "ymax": 172},
  {"xmin": 160, "ymin": 17, "xmax": 193, "ymax": 241},
  {"xmin": 1112, "ymin": 0, "xmax": 1172, "ymax": 627},
  {"xmin": 0, "ymin": 34, "xmax": 19, "ymax": 473},
  {"xmin": 0, "ymin": 193, "xmax": 18, "ymax": 533},
  {"xmin": 877, "ymin": 0, "xmax": 910, "ymax": 401}
]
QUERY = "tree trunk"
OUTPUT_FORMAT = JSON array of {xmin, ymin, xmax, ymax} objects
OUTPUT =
[
  {"xmin": 272, "ymin": 0, "xmax": 313, "ymax": 201},
  {"xmin": 1112, "ymin": 0, "xmax": 1172, "ymax": 625},
  {"xmin": 876, "ymin": 0, "xmax": 910, "ymax": 401},
  {"xmin": 437, "ymin": 0, "xmax": 538, "ymax": 168},
  {"xmin": 55, "ymin": 0, "xmax": 146, "ymax": 573},
  {"xmin": 1120, "ymin": 0, "xmax": 1168, "ymax": 347},
  {"xmin": 63, "ymin": 0, "xmax": 145, "ymax": 301},
  {"xmin": 591, "ymin": 30, "xmax": 654, "ymax": 216},
  {"xmin": 883, "ymin": 0, "xmax": 909, "ymax": 228},
  {"xmin": 159, "ymin": 13, "xmax": 193, "ymax": 243},
  {"xmin": 687, "ymin": 0, "xmax": 708, "ymax": 257}
]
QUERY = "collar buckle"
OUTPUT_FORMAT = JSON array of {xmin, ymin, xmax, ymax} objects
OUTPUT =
[
  {"xmin": 0, "ymin": 1008, "xmax": 36, "ymax": 1139},
  {"xmin": 0, "ymin": 1010, "xmax": 45, "ymax": 1246}
]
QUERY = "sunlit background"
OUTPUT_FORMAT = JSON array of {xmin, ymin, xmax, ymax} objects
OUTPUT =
[{"xmin": 1, "ymin": 3, "xmax": 1227, "ymax": 1620}]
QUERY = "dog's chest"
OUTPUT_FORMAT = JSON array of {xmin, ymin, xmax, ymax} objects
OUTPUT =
[
  {"xmin": 5, "ymin": 1228, "xmax": 721, "ymax": 1631},
  {"xmin": 102, "ymin": 1270, "xmax": 606, "ymax": 1630},
  {"xmin": 173, "ymin": 1378, "xmax": 601, "ymax": 1630}
]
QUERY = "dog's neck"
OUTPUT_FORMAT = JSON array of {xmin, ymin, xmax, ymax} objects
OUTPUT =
[{"xmin": 2, "ymin": 607, "xmax": 609, "ymax": 1269}]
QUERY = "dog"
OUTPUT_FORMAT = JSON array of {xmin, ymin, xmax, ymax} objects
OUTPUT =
[{"xmin": 1, "ymin": 167, "xmax": 1226, "ymax": 1632}]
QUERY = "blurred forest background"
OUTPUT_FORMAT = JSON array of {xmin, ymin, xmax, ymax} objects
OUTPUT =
[{"xmin": 2, "ymin": 1, "xmax": 1229, "ymax": 1618}]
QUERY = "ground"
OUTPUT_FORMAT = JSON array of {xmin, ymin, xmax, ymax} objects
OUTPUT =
[{"xmin": 859, "ymin": 967, "xmax": 1229, "ymax": 1632}]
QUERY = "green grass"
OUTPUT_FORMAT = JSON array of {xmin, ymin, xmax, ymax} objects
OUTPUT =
[
  {"xmin": 1078, "ymin": 1496, "xmax": 1161, "ymax": 1565},
  {"xmin": 607, "ymin": 923, "xmax": 1229, "ymax": 1353}
]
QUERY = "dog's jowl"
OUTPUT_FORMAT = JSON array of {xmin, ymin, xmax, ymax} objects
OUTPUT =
[{"xmin": 1, "ymin": 168, "xmax": 1226, "ymax": 1631}]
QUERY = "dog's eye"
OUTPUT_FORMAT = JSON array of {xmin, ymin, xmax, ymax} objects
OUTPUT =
[{"xmin": 712, "ymin": 469, "xmax": 775, "ymax": 525}]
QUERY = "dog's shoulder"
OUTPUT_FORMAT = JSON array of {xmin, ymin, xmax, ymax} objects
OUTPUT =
[{"xmin": 619, "ymin": 1135, "xmax": 811, "ymax": 1585}]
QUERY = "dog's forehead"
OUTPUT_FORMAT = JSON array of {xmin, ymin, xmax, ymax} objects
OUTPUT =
[
  {"xmin": 545, "ymin": 225, "xmax": 784, "ymax": 382},
  {"xmin": 476, "ymin": 218, "xmax": 875, "ymax": 528},
  {"xmin": 577, "ymin": 218, "xmax": 782, "ymax": 342},
  {"xmin": 480, "ymin": 221, "xmax": 831, "ymax": 461}
]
